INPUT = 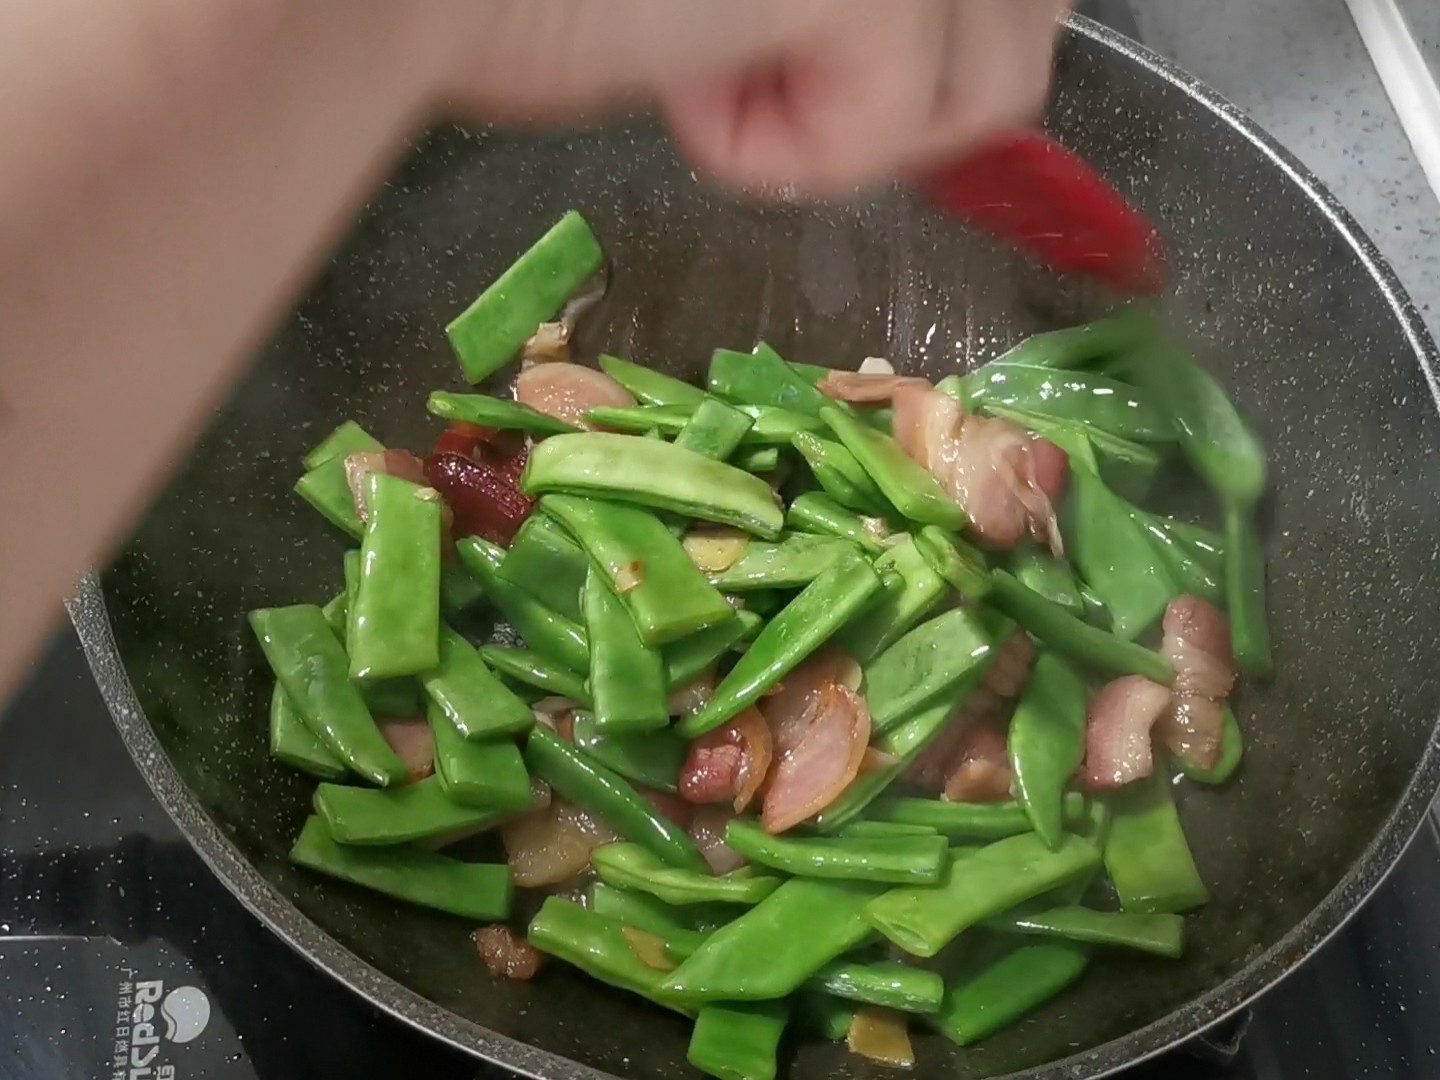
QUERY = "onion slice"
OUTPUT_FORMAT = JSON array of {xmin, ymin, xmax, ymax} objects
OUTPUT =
[{"xmin": 761, "ymin": 685, "xmax": 871, "ymax": 834}]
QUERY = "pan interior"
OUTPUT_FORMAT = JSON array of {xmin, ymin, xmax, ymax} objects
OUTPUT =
[{"xmin": 93, "ymin": 26, "xmax": 1440, "ymax": 1080}]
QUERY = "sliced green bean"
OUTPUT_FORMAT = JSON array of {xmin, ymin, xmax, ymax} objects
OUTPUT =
[
  {"xmin": 1106, "ymin": 331, "xmax": 1266, "ymax": 509},
  {"xmin": 688, "ymin": 1001, "xmax": 788, "ymax": 1080},
  {"xmin": 446, "ymin": 210, "xmax": 604, "ymax": 383},
  {"xmin": 708, "ymin": 343, "xmax": 832, "ymax": 417},
  {"xmin": 864, "ymin": 834, "xmax": 1101, "ymax": 957},
  {"xmin": 427, "ymin": 700, "xmax": 532, "ymax": 811},
  {"xmin": 584, "ymin": 403, "xmax": 693, "ymax": 435},
  {"xmin": 545, "ymin": 494, "xmax": 733, "ymax": 644},
  {"xmin": 341, "ymin": 550, "xmax": 427, "ymax": 717},
  {"xmin": 794, "ymin": 994, "xmax": 856, "ymax": 1042},
  {"xmin": 988, "ymin": 314, "xmax": 1150, "ymax": 371},
  {"xmin": 1102, "ymin": 769, "xmax": 1209, "ymax": 914},
  {"xmin": 866, "ymin": 794, "xmax": 1091, "ymax": 840},
  {"xmin": 313, "ymin": 774, "xmax": 516, "ymax": 845},
  {"xmin": 962, "ymin": 363, "xmax": 1174, "ymax": 443},
  {"xmin": 1225, "ymin": 503, "xmax": 1272, "ymax": 676},
  {"xmin": 1011, "ymin": 540, "xmax": 1083, "ymax": 612},
  {"xmin": 572, "ymin": 711, "xmax": 686, "ymax": 792},
  {"xmin": 988, "ymin": 570, "xmax": 1172, "ymax": 683},
  {"xmin": 1133, "ymin": 509, "xmax": 1224, "ymax": 604},
  {"xmin": 589, "ymin": 881, "xmax": 698, "ymax": 937},
  {"xmin": 733, "ymin": 446, "xmax": 781, "ymax": 473},
  {"xmin": 661, "ymin": 611, "xmax": 761, "ymax": 690},
  {"xmin": 456, "ymin": 536, "xmax": 590, "ymax": 673},
  {"xmin": 785, "ymin": 492, "xmax": 887, "ymax": 554},
  {"xmin": 706, "ymin": 533, "xmax": 859, "ymax": 592},
  {"xmin": 527, "ymin": 897, "xmax": 688, "ymax": 1014},
  {"xmin": 523, "ymin": 433, "xmax": 784, "ymax": 538},
  {"xmin": 295, "ymin": 450, "xmax": 368, "ymax": 538},
  {"xmin": 724, "ymin": 819, "xmax": 947, "ymax": 886},
  {"xmin": 674, "ymin": 397, "xmax": 755, "ymax": 460},
  {"xmin": 584, "ymin": 567, "xmax": 669, "ymax": 733},
  {"xmin": 1007, "ymin": 653, "xmax": 1088, "ymax": 850},
  {"xmin": 791, "ymin": 433, "xmax": 891, "ymax": 514},
  {"xmin": 498, "ymin": 512, "xmax": 590, "ymax": 623},
  {"xmin": 819, "ymin": 406, "xmax": 964, "ymax": 529},
  {"xmin": 679, "ymin": 552, "xmax": 883, "ymax": 737},
  {"xmin": 593, "ymin": 842, "xmax": 781, "ymax": 906},
  {"xmin": 303, "ymin": 419, "xmax": 383, "ymax": 470},
  {"xmin": 1068, "ymin": 469, "xmax": 1178, "ymax": 640},
  {"xmin": 932, "ymin": 938, "xmax": 1089, "ymax": 1046},
  {"xmin": 525, "ymin": 726, "xmax": 706, "ymax": 871},
  {"xmin": 269, "ymin": 683, "xmax": 346, "ymax": 780},
  {"xmin": 996, "ymin": 905, "xmax": 1184, "ymax": 958},
  {"xmin": 839, "ymin": 536, "xmax": 947, "ymax": 663},
  {"xmin": 913, "ymin": 525, "xmax": 991, "ymax": 601},
  {"xmin": 249, "ymin": 605, "xmax": 406, "ymax": 786},
  {"xmin": 836, "ymin": 821, "xmax": 940, "ymax": 840},
  {"xmin": 289, "ymin": 816, "xmax": 511, "ymax": 919},
  {"xmin": 420, "ymin": 625, "xmax": 534, "ymax": 739},
  {"xmin": 863, "ymin": 607, "xmax": 1000, "ymax": 733},
  {"xmin": 479, "ymin": 645, "xmax": 590, "ymax": 705},
  {"xmin": 816, "ymin": 960, "xmax": 945, "ymax": 1014},
  {"xmin": 599, "ymin": 354, "xmax": 708, "ymax": 407},
  {"xmin": 348, "ymin": 473, "xmax": 442, "ymax": 679},
  {"xmin": 661, "ymin": 878, "xmax": 883, "ymax": 1002},
  {"xmin": 427, "ymin": 391, "xmax": 579, "ymax": 436}
]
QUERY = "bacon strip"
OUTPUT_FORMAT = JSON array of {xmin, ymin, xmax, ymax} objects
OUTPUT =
[
  {"xmin": 1155, "ymin": 595, "xmax": 1237, "ymax": 770},
  {"xmin": 891, "ymin": 385, "xmax": 1068, "ymax": 553},
  {"xmin": 1081, "ymin": 675, "xmax": 1173, "ymax": 789}
]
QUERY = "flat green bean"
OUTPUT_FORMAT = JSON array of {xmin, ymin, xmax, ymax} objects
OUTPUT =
[
  {"xmin": 724, "ymin": 819, "xmax": 948, "ymax": 886},
  {"xmin": 523, "ymin": 433, "xmax": 784, "ymax": 538},
  {"xmin": 289, "ymin": 816, "xmax": 511, "ymax": 919},
  {"xmin": 592, "ymin": 842, "xmax": 781, "ymax": 905}
]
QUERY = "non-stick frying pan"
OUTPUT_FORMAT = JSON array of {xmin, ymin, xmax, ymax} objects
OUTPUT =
[{"xmin": 70, "ymin": 16, "xmax": 1440, "ymax": 1080}]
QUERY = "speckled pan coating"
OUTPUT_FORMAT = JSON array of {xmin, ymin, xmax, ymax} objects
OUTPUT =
[{"xmin": 68, "ymin": 16, "xmax": 1440, "ymax": 1080}]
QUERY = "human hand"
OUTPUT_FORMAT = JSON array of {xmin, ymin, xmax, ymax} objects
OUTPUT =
[{"xmin": 438, "ymin": 0, "xmax": 1071, "ymax": 194}]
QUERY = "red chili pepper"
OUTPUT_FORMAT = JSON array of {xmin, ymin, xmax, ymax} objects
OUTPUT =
[
  {"xmin": 423, "ymin": 448, "xmax": 534, "ymax": 545},
  {"xmin": 922, "ymin": 130, "xmax": 1165, "ymax": 294}
]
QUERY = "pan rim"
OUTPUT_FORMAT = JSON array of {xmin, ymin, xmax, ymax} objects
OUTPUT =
[{"xmin": 69, "ymin": 13, "xmax": 1440, "ymax": 1080}]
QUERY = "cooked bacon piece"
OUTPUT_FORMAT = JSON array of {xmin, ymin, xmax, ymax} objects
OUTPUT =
[
  {"xmin": 907, "ymin": 630, "xmax": 1033, "ymax": 792},
  {"xmin": 761, "ymin": 685, "xmax": 871, "ymax": 834},
  {"xmin": 891, "ymin": 385, "xmax": 1068, "ymax": 553},
  {"xmin": 816, "ymin": 371, "xmax": 930, "ymax": 403},
  {"xmin": 639, "ymin": 786, "xmax": 695, "ymax": 828},
  {"xmin": 515, "ymin": 362, "xmax": 635, "ymax": 428},
  {"xmin": 942, "ymin": 720, "xmax": 1013, "ymax": 802},
  {"xmin": 1081, "ymin": 675, "xmax": 1173, "ymax": 789},
  {"xmin": 1155, "ymin": 594, "xmax": 1237, "ymax": 770},
  {"xmin": 678, "ymin": 708, "xmax": 772, "ymax": 813},
  {"xmin": 760, "ymin": 646, "xmax": 853, "ymax": 757},
  {"xmin": 379, "ymin": 717, "xmax": 434, "ymax": 782},
  {"xmin": 423, "ymin": 449, "xmax": 533, "ymax": 545},
  {"xmin": 473, "ymin": 926, "xmax": 544, "ymax": 980}
]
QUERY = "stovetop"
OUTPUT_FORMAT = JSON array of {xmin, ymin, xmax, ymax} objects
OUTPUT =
[{"xmin": 3, "ymin": 627, "xmax": 1439, "ymax": 1080}]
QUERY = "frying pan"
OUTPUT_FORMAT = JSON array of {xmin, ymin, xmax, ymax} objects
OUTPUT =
[{"xmin": 70, "ymin": 15, "xmax": 1440, "ymax": 1080}]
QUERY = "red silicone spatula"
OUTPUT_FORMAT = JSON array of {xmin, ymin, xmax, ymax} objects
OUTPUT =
[{"xmin": 922, "ymin": 130, "xmax": 1165, "ymax": 294}]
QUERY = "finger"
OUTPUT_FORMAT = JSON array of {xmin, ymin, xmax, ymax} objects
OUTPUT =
[{"xmin": 664, "ymin": 2, "xmax": 950, "ymax": 193}]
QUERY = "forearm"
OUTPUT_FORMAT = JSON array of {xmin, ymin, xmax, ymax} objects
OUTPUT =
[{"xmin": 0, "ymin": 0, "xmax": 451, "ymax": 692}]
